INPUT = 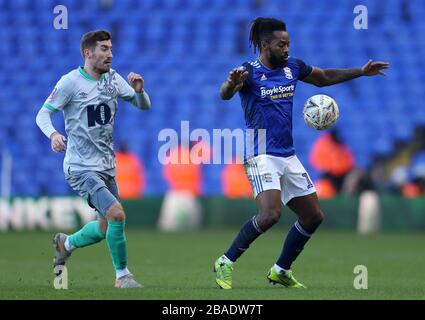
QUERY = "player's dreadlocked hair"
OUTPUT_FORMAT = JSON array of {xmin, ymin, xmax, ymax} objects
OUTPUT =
[{"xmin": 249, "ymin": 17, "xmax": 286, "ymax": 53}]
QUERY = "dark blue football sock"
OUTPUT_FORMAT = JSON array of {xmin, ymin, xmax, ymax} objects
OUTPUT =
[
  {"xmin": 276, "ymin": 220, "xmax": 312, "ymax": 270},
  {"xmin": 224, "ymin": 217, "xmax": 263, "ymax": 262}
]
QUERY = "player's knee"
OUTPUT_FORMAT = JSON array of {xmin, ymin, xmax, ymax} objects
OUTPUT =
[
  {"xmin": 312, "ymin": 209, "xmax": 324, "ymax": 226},
  {"xmin": 303, "ymin": 209, "xmax": 324, "ymax": 231},
  {"xmin": 106, "ymin": 202, "xmax": 126, "ymax": 221},
  {"xmin": 269, "ymin": 209, "xmax": 282, "ymax": 225},
  {"xmin": 258, "ymin": 209, "xmax": 281, "ymax": 230},
  {"xmin": 316, "ymin": 210, "xmax": 324, "ymax": 225}
]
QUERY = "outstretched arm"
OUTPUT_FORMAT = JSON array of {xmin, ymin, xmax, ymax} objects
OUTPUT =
[
  {"xmin": 302, "ymin": 60, "xmax": 390, "ymax": 87},
  {"xmin": 220, "ymin": 67, "xmax": 248, "ymax": 100}
]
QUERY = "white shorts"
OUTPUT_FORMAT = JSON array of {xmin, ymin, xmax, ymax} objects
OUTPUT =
[{"xmin": 244, "ymin": 154, "xmax": 316, "ymax": 205}]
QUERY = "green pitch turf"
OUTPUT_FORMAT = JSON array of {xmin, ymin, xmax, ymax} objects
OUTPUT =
[{"xmin": 0, "ymin": 228, "xmax": 424, "ymax": 300}]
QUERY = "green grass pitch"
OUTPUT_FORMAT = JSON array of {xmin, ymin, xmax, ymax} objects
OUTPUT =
[{"xmin": 0, "ymin": 228, "xmax": 424, "ymax": 300}]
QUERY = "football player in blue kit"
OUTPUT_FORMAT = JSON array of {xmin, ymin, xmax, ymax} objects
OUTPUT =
[{"xmin": 214, "ymin": 17, "xmax": 389, "ymax": 289}]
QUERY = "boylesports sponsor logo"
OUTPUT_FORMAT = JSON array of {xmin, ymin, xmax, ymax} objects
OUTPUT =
[{"xmin": 260, "ymin": 85, "xmax": 295, "ymax": 99}]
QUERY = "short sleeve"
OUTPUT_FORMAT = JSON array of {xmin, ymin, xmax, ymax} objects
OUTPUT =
[
  {"xmin": 239, "ymin": 62, "xmax": 253, "ymax": 93},
  {"xmin": 295, "ymin": 58, "xmax": 313, "ymax": 80},
  {"xmin": 116, "ymin": 72, "xmax": 136, "ymax": 102},
  {"xmin": 42, "ymin": 76, "xmax": 73, "ymax": 112}
]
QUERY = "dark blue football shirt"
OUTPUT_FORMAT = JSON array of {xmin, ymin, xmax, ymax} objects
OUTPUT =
[{"xmin": 238, "ymin": 57, "xmax": 313, "ymax": 160}]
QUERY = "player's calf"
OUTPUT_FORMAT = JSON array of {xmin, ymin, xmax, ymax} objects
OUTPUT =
[{"xmin": 104, "ymin": 201, "xmax": 143, "ymax": 287}]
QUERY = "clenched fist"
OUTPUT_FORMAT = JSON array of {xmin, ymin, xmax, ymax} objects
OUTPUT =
[{"xmin": 50, "ymin": 132, "xmax": 67, "ymax": 152}]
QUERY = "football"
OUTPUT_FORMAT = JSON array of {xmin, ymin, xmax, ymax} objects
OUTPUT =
[{"xmin": 303, "ymin": 94, "xmax": 339, "ymax": 130}]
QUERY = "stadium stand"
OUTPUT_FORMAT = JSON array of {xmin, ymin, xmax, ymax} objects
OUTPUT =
[{"xmin": 0, "ymin": 0, "xmax": 424, "ymax": 196}]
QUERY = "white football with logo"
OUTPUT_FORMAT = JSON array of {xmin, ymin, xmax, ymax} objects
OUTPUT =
[{"xmin": 303, "ymin": 94, "xmax": 339, "ymax": 130}]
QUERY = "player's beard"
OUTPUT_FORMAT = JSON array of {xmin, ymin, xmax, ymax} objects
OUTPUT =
[
  {"xmin": 95, "ymin": 62, "xmax": 110, "ymax": 74},
  {"xmin": 269, "ymin": 52, "xmax": 287, "ymax": 68}
]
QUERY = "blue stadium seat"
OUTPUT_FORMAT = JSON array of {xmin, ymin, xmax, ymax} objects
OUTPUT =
[{"xmin": 1, "ymin": 0, "xmax": 423, "ymax": 195}]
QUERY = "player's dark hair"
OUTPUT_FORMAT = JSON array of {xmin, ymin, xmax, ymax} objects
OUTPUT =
[
  {"xmin": 249, "ymin": 17, "xmax": 286, "ymax": 53},
  {"xmin": 80, "ymin": 30, "xmax": 111, "ymax": 58}
]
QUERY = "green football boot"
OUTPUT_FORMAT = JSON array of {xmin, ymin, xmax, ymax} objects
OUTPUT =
[
  {"xmin": 267, "ymin": 267, "xmax": 306, "ymax": 288},
  {"xmin": 214, "ymin": 258, "xmax": 233, "ymax": 289}
]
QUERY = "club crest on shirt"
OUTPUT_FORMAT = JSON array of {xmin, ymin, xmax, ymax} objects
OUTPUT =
[
  {"xmin": 105, "ymin": 83, "xmax": 117, "ymax": 97},
  {"xmin": 283, "ymin": 67, "xmax": 293, "ymax": 79},
  {"xmin": 98, "ymin": 73, "xmax": 118, "ymax": 98}
]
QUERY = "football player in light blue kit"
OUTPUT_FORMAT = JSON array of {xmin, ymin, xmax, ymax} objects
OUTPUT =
[
  {"xmin": 214, "ymin": 18, "xmax": 389, "ymax": 289},
  {"xmin": 36, "ymin": 30, "xmax": 151, "ymax": 288}
]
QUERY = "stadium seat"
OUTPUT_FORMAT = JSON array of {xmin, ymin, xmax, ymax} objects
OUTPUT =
[{"xmin": 0, "ymin": 0, "xmax": 422, "ymax": 195}]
